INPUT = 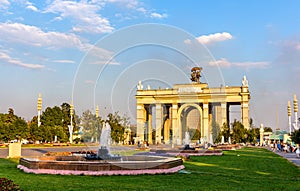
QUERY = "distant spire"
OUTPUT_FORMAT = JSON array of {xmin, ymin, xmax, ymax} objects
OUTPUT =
[
  {"xmin": 37, "ymin": 93, "xmax": 42, "ymax": 111},
  {"xmin": 96, "ymin": 105, "xmax": 99, "ymax": 118},
  {"xmin": 293, "ymin": 94, "xmax": 298, "ymax": 113}
]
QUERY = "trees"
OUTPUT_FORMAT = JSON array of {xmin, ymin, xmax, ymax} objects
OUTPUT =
[
  {"xmin": 189, "ymin": 129, "xmax": 201, "ymax": 140},
  {"xmin": 291, "ymin": 130, "xmax": 300, "ymax": 145},
  {"xmin": 28, "ymin": 116, "xmax": 43, "ymax": 143},
  {"xmin": 0, "ymin": 103, "xmax": 131, "ymax": 144},
  {"xmin": 27, "ymin": 102, "xmax": 77, "ymax": 143},
  {"xmin": 211, "ymin": 120, "xmax": 221, "ymax": 143},
  {"xmin": 231, "ymin": 120, "xmax": 247, "ymax": 143},
  {"xmin": 107, "ymin": 112, "xmax": 130, "ymax": 144},
  {"xmin": 220, "ymin": 122, "xmax": 230, "ymax": 142},
  {"xmin": 0, "ymin": 109, "xmax": 28, "ymax": 143},
  {"xmin": 80, "ymin": 110, "xmax": 102, "ymax": 142}
]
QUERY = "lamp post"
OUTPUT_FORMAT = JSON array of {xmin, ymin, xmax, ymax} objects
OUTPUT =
[
  {"xmin": 96, "ymin": 105, "xmax": 99, "ymax": 118},
  {"xmin": 37, "ymin": 93, "xmax": 42, "ymax": 127},
  {"xmin": 95, "ymin": 105, "xmax": 100, "ymax": 143},
  {"xmin": 288, "ymin": 101, "xmax": 292, "ymax": 134},
  {"xmin": 68, "ymin": 102, "xmax": 74, "ymax": 143},
  {"xmin": 294, "ymin": 95, "xmax": 298, "ymax": 131}
]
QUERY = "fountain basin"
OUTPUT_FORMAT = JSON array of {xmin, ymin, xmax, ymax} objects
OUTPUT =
[{"xmin": 18, "ymin": 155, "xmax": 184, "ymax": 176}]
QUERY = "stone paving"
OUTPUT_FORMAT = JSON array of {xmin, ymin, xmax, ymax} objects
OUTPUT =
[
  {"xmin": 265, "ymin": 147, "xmax": 300, "ymax": 167},
  {"xmin": 1, "ymin": 145, "xmax": 300, "ymax": 167},
  {"xmin": 274, "ymin": 151, "xmax": 300, "ymax": 167}
]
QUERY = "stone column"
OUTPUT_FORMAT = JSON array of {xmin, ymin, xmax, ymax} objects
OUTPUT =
[
  {"xmin": 260, "ymin": 124, "xmax": 264, "ymax": 146},
  {"xmin": 203, "ymin": 103, "xmax": 209, "ymax": 143},
  {"xmin": 241, "ymin": 77, "xmax": 250, "ymax": 129},
  {"xmin": 155, "ymin": 103, "xmax": 162, "ymax": 144},
  {"xmin": 164, "ymin": 119, "xmax": 170, "ymax": 144},
  {"xmin": 241, "ymin": 96, "xmax": 249, "ymax": 129},
  {"xmin": 148, "ymin": 109, "xmax": 153, "ymax": 144},
  {"xmin": 136, "ymin": 104, "xmax": 146, "ymax": 143},
  {"xmin": 221, "ymin": 102, "xmax": 227, "ymax": 126},
  {"xmin": 172, "ymin": 104, "xmax": 180, "ymax": 145}
]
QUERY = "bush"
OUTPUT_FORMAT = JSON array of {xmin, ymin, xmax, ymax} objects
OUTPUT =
[{"xmin": 0, "ymin": 177, "xmax": 22, "ymax": 191}]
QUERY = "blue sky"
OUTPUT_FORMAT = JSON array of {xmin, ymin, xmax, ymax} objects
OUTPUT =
[{"xmin": 0, "ymin": 0, "xmax": 300, "ymax": 131}]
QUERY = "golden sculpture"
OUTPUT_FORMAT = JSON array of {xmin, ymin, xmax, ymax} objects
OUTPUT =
[{"xmin": 190, "ymin": 67, "xmax": 202, "ymax": 83}]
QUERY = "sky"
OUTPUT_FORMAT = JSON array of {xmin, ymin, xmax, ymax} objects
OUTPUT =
[{"xmin": 0, "ymin": 0, "xmax": 300, "ymax": 131}]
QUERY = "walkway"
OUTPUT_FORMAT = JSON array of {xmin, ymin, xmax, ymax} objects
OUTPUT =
[
  {"xmin": 275, "ymin": 151, "xmax": 300, "ymax": 167},
  {"xmin": 267, "ymin": 147, "xmax": 300, "ymax": 167}
]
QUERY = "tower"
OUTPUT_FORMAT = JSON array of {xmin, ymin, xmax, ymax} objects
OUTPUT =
[
  {"xmin": 37, "ymin": 93, "xmax": 42, "ymax": 127},
  {"xmin": 293, "ymin": 95, "xmax": 298, "ymax": 131},
  {"xmin": 288, "ymin": 101, "xmax": 291, "ymax": 134},
  {"xmin": 69, "ymin": 101, "xmax": 74, "ymax": 143},
  {"xmin": 96, "ymin": 105, "xmax": 99, "ymax": 118}
]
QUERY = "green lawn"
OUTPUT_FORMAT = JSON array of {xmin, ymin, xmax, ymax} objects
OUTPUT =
[{"xmin": 1, "ymin": 147, "xmax": 299, "ymax": 191}]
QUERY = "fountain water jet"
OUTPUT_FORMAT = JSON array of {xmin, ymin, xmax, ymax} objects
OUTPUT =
[{"xmin": 85, "ymin": 121, "xmax": 121, "ymax": 160}]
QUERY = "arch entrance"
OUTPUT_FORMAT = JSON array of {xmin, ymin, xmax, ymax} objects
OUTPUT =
[
  {"xmin": 135, "ymin": 73, "xmax": 250, "ymax": 145},
  {"xmin": 177, "ymin": 104, "xmax": 202, "ymax": 145}
]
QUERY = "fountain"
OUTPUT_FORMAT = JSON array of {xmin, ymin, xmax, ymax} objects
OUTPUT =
[
  {"xmin": 18, "ymin": 121, "xmax": 184, "ymax": 176},
  {"xmin": 85, "ymin": 121, "xmax": 121, "ymax": 160}
]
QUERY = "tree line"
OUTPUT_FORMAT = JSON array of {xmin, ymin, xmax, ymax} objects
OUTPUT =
[
  {"xmin": 189, "ymin": 119, "xmax": 273, "ymax": 144},
  {"xmin": 0, "ymin": 103, "xmax": 130, "ymax": 144}
]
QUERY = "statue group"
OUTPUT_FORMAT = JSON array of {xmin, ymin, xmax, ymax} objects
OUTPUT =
[{"xmin": 190, "ymin": 67, "xmax": 202, "ymax": 83}]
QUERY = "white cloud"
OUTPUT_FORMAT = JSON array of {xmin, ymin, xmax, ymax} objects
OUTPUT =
[
  {"xmin": 45, "ymin": 0, "xmax": 114, "ymax": 34},
  {"xmin": 0, "ymin": 0, "xmax": 9, "ymax": 10},
  {"xmin": 150, "ymin": 12, "xmax": 168, "ymax": 19},
  {"xmin": 195, "ymin": 32, "xmax": 233, "ymax": 45},
  {"xmin": 0, "ymin": 51, "xmax": 44, "ymax": 69},
  {"xmin": 209, "ymin": 58, "xmax": 231, "ymax": 67},
  {"xmin": 26, "ymin": 5, "xmax": 38, "ymax": 12},
  {"xmin": 0, "ymin": 22, "xmax": 119, "ymax": 65},
  {"xmin": 104, "ymin": 0, "xmax": 140, "ymax": 9},
  {"xmin": 184, "ymin": 39, "xmax": 192, "ymax": 44},
  {"xmin": 0, "ymin": 22, "xmax": 87, "ymax": 50},
  {"xmin": 52, "ymin": 60, "xmax": 76, "ymax": 64},
  {"xmin": 209, "ymin": 58, "xmax": 269, "ymax": 69}
]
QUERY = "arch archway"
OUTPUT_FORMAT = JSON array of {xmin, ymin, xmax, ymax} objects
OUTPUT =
[{"xmin": 177, "ymin": 103, "xmax": 203, "ymax": 144}]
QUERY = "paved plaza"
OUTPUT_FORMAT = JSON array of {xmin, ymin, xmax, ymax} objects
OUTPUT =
[
  {"xmin": 1, "ymin": 146, "xmax": 299, "ymax": 168},
  {"xmin": 0, "ymin": 145, "xmax": 133, "ymax": 158},
  {"xmin": 274, "ymin": 151, "xmax": 300, "ymax": 167}
]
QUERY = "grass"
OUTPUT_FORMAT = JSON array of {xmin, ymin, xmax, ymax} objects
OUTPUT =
[{"xmin": 1, "ymin": 147, "xmax": 299, "ymax": 191}]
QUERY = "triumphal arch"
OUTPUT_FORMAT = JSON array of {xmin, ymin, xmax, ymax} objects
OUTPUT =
[{"xmin": 135, "ymin": 67, "xmax": 250, "ymax": 145}]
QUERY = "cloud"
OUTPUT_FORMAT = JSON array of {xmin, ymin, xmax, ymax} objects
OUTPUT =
[
  {"xmin": 0, "ymin": 22, "xmax": 118, "ymax": 65},
  {"xmin": 104, "ymin": 0, "xmax": 140, "ymax": 9},
  {"xmin": 24, "ymin": 1, "xmax": 38, "ymax": 12},
  {"xmin": 195, "ymin": 32, "xmax": 233, "ymax": 45},
  {"xmin": 184, "ymin": 39, "xmax": 192, "ymax": 44},
  {"xmin": 0, "ymin": 0, "xmax": 9, "ymax": 10},
  {"xmin": 0, "ymin": 51, "xmax": 44, "ymax": 69},
  {"xmin": 209, "ymin": 58, "xmax": 231, "ymax": 67},
  {"xmin": 85, "ymin": 80, "xmax": 95, "ymax": 84},
  {"xmin": 52, "ymin": 60, "xmax": 76, "ymax": 64},
  {"xmin": 150, "ymin": 12, "xmax": 168, "ymax": 19},
  {"xmin": 0, "ymin": 22, "xmax": 88, "ymax": 50},
  {"xmin": 273, "ymin": 36, "xmax": 300, "ymax": 65},
  {"xmin": 45, "ymin": 0, "xmax": 114, "ymax": 34},
  {"xmin": 209, "ymin": 58, "xmax": 269, "ymax": 69},
  {"xmin": 26, "ymin": 5, "xmax": 38, "ymax": 12}
]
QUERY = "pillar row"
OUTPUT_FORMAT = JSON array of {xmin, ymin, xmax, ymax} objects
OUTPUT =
[
  {"xmin": 155, "ymin": 103, "xmax": 163, "ymax": 144},
  {"xmin": 136, "ymin": 104, "xmax": 146, "ymax": 142}
]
